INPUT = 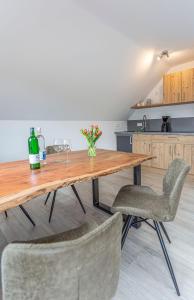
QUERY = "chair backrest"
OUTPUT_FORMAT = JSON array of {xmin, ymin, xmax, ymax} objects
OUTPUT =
[
  {"xmin": 163, "ymin": 159, "xmax": 190, "ymax": 218},
  {"xmin": 46, "ymin": 145, "xmax": 61, "ymax": 155},
  {"xmin": 2, "ymin": 212, "xmax": 122, "ymax": 300}
]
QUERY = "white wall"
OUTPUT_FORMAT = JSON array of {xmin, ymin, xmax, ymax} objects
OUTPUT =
[
  {"xmin": 0, "ymin": 120, "xmax": 126, "ymax": 162},
  {"xmin": 1, "ymin": 1, "xmax": 193, "ymax": 121},
  {"xmin": 129, "ymin": 60, "xmax": 194, "ymax": 120}
]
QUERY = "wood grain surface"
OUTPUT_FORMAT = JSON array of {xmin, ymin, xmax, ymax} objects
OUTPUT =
[{"xmin": 0, "ymin": 149, "xmax": 153, "ymax": 212}]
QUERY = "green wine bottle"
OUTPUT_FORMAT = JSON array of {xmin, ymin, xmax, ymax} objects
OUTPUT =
[{"xmin": 28, "ymin": 127, "xmax": 40, "ymax": 170}]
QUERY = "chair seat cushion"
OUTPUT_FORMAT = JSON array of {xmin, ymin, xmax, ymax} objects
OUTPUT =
[{"xmin": 112, "ymin": 185, "xmax": 171, "ymax": 221}]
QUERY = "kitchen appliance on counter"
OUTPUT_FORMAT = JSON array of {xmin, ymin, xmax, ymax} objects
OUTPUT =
[{"xmin": 161, "ymin": 116, "xmax": 171, "ymax": 132}]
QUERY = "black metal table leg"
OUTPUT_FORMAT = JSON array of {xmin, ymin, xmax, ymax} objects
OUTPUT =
[
  {"xmin": 71, "ymin": 185, "xmax": 86, "ymax": 214},
  {"xmin": 92, "ymin": 178, "xmax": 113, "ymax": 215},
  {"xmin": 133, "ymin": 165, "xmax": 141, "ymax": 185},
  {"xmin": 19, "ymin": 205, "xmax": 36, "ymax": 226},
  {"xmin": 49, "ymin": 190, "xmax": 57, "ymax": 223},
  {"xmin": 44, "ymin": 192, "xmax": 51, "ymax": 205},
  {"xmin": 133, "ymin": 165, "xmax": 142, "ymax": 229}
]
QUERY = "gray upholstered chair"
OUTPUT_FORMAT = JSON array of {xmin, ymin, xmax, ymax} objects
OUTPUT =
[
  {"xmin": 2, "ymin": 212, "xmax": 122, "ymax": 300},
  {"xmin": 45, "ymin": 145, "xmax": 86, "ymax": 222},
  {"xmin": 112, "ymin": 159, "xmax": 190, "ymax": 296}
]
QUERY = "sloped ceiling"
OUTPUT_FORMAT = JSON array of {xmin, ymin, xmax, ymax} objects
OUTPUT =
[{"xmin": 0, "ymin": 0, "xmax": 194, "ymax": 120}]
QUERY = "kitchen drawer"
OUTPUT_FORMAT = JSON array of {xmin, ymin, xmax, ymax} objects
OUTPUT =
[
  {"xmin": 151, "ymin": 135, "xmax": 194, "ymax": 144},
  {"xmin": 133, "ymin": 134, "xmax": 152, "ymax": 142},
  {"xmin": 151, "ymin": 135, "xmax": 180, "ymax": 143}
]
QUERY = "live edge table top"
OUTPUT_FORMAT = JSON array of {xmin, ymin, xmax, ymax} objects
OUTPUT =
[{"xmin": 0, "ymin": 149, "xmax": 153, "ymax": 212}]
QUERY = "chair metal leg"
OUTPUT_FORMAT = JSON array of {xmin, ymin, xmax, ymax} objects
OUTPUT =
[
  {"xmin": 154, "ymin": 221, "xmax": 180, "ymax": 296},
  {"xmin": 71, "ymin": 185, "xmax": 86, "ymax": 214},
  {"xmin": 122, "ymin": 215, "xmax": 131, "ymax": 234},
  {"xmin": 19, "ymin": 205, "xmax": 36, "ymax": 227},
  {"xmin": 49, "ymin": 190, "xmax": 57, "ymax": 223},
  {"xmin": 121, "ymin": 215, "xmax": 134, "ymax": 249},
  {"xmin": 159, "ymin": 222, "xmax": 171, "ymax": 244},
  {"xmin": 4, "ymin": 211, "xmax": 8, "ymax": 218},
  {"xmin": 44, "ymin": 192, "xmax": 51, "ymax": 205}
]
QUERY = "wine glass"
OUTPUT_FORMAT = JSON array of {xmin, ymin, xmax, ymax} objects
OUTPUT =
[
  {"xmin": 63, "ymin": 139, "xmax": 71, "ymax": 163},
  {"xmin": 53, "ymin": 138, "xmax": 65, "ymax": 162}
]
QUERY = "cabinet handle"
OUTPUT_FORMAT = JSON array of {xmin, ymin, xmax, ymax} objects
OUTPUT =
[
  {"xmin": 174, "ymin": 144, "xmax": 176, "ymax": 155},
  {"xmin": 129, "ymin": 136, "xmax": 132, "ymax": 145}
]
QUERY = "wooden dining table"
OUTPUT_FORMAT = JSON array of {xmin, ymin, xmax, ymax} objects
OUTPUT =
[{"xmin": 0, "ymin": 149, "xmax": 153, "ymax": 216}]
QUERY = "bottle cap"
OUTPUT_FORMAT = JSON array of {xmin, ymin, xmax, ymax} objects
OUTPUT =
[{"xmin": 30, "ymin": 127, "xmax": 35, "ymax": 135}]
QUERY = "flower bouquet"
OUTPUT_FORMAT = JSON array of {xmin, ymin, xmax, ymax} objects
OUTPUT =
[{"xmin": 81, "ymin": 125, "xmax": 102, "ymax": 157}]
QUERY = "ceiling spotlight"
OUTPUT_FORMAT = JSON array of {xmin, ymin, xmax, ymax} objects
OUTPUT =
[{"xmin": 157, "ymin": 50, "xmax": 170, "ymax": 61}]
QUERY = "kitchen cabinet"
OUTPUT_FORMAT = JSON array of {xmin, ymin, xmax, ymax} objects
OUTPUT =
[
  {"xmin": 133, "ymin": 134, "xmax": 194, "ymax": 174},
  {"xmin": 163, "ymin": 143, "xmax": 183, "ymax": 169},
  {"xmin": 173, "ymin": 143, "xmax": 184, "ymax": 159},
  {"xmin": 116, "ymin": 135, "xmax": 133, "ymax": 152},
  {"xmin": 170, "ymin": 72, "xmax": 182, "ymax": 103},
  {"xmin": 183, "ymin": 145, "xmax": 194, "ymax": 173},
  {"xmin": 133, "ymin": 135, "xmax": 151, "ymax": 166},
  {"xmin": 142, "ymin": 141, "xmax": 152, "ymax": 166},
  {"xmin": 164, "ymin": 143, "xmax": 173, "ymax": 169},
  {"xmin": 133, "ymin": 67, "xmax": 194, "ymax": 109},
  {"xmin": 193, "ymin": 68, "xmax": 194, "ymax": 100},
  {"xmin": 182, "ymin": 69, "xmax": 193, "ymax": 102},
  {"xmin": 151, "ymin": 142, "xmax": 164, "ymax": 168},
  {"xmin": 163, "ymin": 72, "xmax": 182, "ymax": 104},
  {"xmin": 164, "ymin": 68, "xmax": 194, "ymax": 104},
  {"xmin": 183, "ymin": 144, "xmax": 194, "ymax": 174},
  {"xmin": 163, "ymin": 74, "xmax": 171, "ymax": 104}
]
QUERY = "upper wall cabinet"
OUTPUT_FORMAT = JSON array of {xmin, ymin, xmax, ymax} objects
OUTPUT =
[
  {"xmin": 163, "ymin": 68, "xmax": 194, "ymax": 104},
  {"xmin": 181, "ymin": 68, "xmax": 193, "ymax": 102},
  {"xmin": 132, "ymin": 67, "xmax": 194, "ymax": 109},
  {"xmin": 163, "ymin": 71, "xmax": 182, "ymax": 104}
]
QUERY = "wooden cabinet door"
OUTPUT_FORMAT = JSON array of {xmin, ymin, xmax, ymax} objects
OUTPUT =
[
  {"xmin": 192, "ymin": 146, "xmax": 194, "ymax": 174},
  {"xmin": 183, "ymin": 144, "xmax": 194, "ymax": 174},
  {"xmin": 182, "ymin": 69, "xmax": 193, "ymax": 102},
  {"xmin": 143, "ymin": 142, "xmax": 152, "ymax": 166},
  {"xmin": 151, "ymin": 142, "xmax": 164, "ymax": 169},
  {"xmin": 164, "ymin": 143, "xmax": 174, "ymax": 169},
  {"xmin": 173, "ymin": 143, "xmax": 184, "ymax": 159},
  {"xmin": 133, "ymin": 140, "xmax": 144, "ymax": 154},
  {"xmin": 170, "ymin": 72, "xmax": 182, "ymax": 103},
  {"xmin": 163, "ymin": 74, "xmax": 171, "ymax": 103},
  {"xmin": 163, "ymin": 72, "xmax": 182, "ymax": 104},
  {"xmin": 163, "ymin": 68, "xmax": 194, "ymax": 104},
  {"xmin": 192, "ymin": 68, "xmax": 194, "ymax": 101},
  {"xmin": 132, "ymin": 135, "xmax": 151, "ymax": 166},
  {"xmin": 164, "ymin": 143, "xmax": 183, "ymax": 169}
]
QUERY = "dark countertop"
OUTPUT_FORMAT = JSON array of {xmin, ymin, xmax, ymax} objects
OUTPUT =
[{"xmin": 115, "ymin": 131, "xmax": 194, "ymax": 136}]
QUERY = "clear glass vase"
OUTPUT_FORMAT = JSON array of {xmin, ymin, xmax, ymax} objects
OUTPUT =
[{"xmin": 88, "ymin": 145, "xmax": 96, "ymax": 157}]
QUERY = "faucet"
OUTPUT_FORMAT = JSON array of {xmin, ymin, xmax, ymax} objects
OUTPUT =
[{"xmin": 142, "ymin": 115, "xmax": 147, "ymax": 131}]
